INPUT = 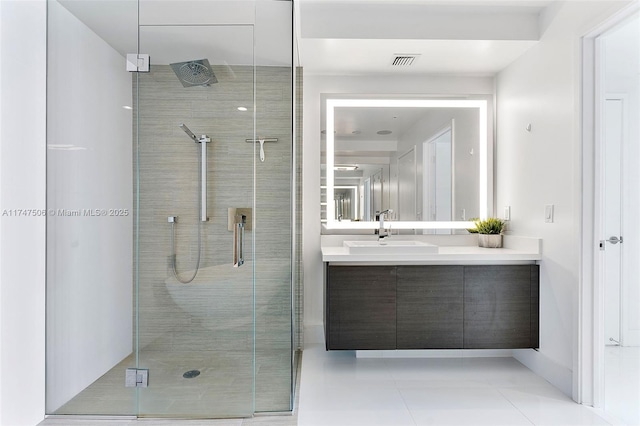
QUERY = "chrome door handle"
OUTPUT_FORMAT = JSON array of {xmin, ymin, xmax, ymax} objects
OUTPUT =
[
  {"xmin": 233, "ymin": 213, "xmax": 246, "ymax": 267},
  {"xmin": 600, "ymin": 236, "xmax": 623, "ymax": 250},
  {"xmin": 606, "ymin": 236, "xmax": 623, "ymax": 244}
]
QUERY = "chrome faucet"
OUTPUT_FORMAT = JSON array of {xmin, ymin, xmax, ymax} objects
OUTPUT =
[{"xmin": 377, "ymin": 209, "xmax": 393, "ymax": 240}]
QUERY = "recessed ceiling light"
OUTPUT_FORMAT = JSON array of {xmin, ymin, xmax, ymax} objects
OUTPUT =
[
  {"xmin": 334, "ymin": 164, "xmax": 358, "ymax": 171},
  {"xmin": 237, "ymin": 106, "xmax": 248, "ymax": 111},
  {"xmin": 48, "ymin": 144, "xmax": 86, "ymax": 150},
  {"xmin": 377, "ymin": 130, "xmax": 392, "ymax": 135},
  {"xmin": 122, "ymin": 106, "xmax": 133, "ymax": 110}
]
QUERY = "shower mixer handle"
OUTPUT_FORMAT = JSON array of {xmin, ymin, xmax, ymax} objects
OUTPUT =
[{"xmin": 233, "ymin": 214, "xmax": 246, "ymax": 268}]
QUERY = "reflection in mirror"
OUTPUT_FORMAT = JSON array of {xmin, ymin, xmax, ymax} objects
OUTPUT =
[
  {"xmin": 321, "ymin": 164, "xmax": 390, "ymax": 223},
  {"xmin": 334, "ymin": 186, "xmax": 357, "ymax": 221},
  {"xmin": 324, "ymin": 98, "xmax": 488, "ymax": 230}
]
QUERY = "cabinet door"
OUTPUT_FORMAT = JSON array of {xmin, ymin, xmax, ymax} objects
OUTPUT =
[
  {"xmin": 327, "ymin": 265, "xmax": 396, "ymax": 350},
  {"xmin": 464, "ymin": 265, "xmax": 532, "ymax": 349},
  {"xmin": 397, "ymin": 266, "xmax": 463, "ymax": 349}
]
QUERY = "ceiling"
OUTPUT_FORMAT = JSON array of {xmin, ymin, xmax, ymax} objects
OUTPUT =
[
  {"xmin": 301, "ymin": 39, "xmax": 539, "ymax": 76},
  {"xmin": 58, "ymin": 0, "xmax": 292, "ymax": 66},
  {"xmin": 59, "ymin": 0, "xmax": 558, "ymax": 160},
  {"xmin": 58, "ymin": 0, "xmax": 555, "ymax": 71},
  {"xmin": 298, "ymin": 0, "xmax": 555, "ymax": 76},
  {"xmin": 299, "ymin": 0, "xmax": 555, "ymax": 161}
]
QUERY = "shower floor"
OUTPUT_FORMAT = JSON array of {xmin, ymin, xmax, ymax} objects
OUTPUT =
[{"xmin": 54, "ymin": 348, "xmax": 254, "ymax": 418}]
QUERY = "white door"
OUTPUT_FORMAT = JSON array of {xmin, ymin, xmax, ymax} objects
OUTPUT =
[
  {"xmin": 423, "ymin": 127, "xmax": 453, "ymax": 235},
  {"xmin": 363, "ymin": 178, "xmax": 371, "ymax": 221},
  {"xmin": 372, "ymin": 169, "xmax": 383, "ymax": 216},
  {"xmin": 424, "ymin": 128, "xmax": 453, "ymax": 222},
  {"xmin": 603, "ymin": 98, "xmax": 623, "ymax": 346},
  {"xmin": 397, "ymin": 148, "xmax": 417, "ymax": 221}
]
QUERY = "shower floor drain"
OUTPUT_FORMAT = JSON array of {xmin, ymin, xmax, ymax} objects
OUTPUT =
[{"xmin": 183, "ymin": 370, "xmax": 201, "ymax": 379}]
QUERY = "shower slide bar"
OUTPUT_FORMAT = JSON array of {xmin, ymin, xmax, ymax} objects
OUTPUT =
[
  {"xmin": 180, "ymin": 123, "xmax": 211, "ymax": 222},
  {"xmin": 246, "ymin": 138, "xmax": 278, "ymax": 162}
]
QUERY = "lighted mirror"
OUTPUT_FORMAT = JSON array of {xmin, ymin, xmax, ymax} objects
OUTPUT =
[{"xmin": 324, "ymin": 98, "xmax": 489, "ymax": 230}]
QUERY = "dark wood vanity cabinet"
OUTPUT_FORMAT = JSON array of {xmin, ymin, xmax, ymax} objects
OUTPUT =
[
  {"xmin": 325, "ymin": 266, "xmax": 397, "ymax": 350},
  {"xmin": 463, "ymin": 265, "xmax": 537, "ymax": 349},
  {"xmin": 325, "ymin": 264, "xmax": 539, "ymax": 351},
  {"xmin": 396, "ymin": 266, "xmax": 464, "ymax": 349}
]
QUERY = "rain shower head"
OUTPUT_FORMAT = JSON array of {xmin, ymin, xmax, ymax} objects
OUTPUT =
[{"xmin": 170, "ymin": 59, "xmax": 217, "ymax": 87}]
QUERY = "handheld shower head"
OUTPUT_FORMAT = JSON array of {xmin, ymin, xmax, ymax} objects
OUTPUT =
[{"xmin": 179, "ymin": 123, "xmax": 198, "ymax": 142}]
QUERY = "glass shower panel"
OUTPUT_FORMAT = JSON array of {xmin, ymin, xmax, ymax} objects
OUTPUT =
[
  {"xmin": 46, "ymin": 0, "xmax": 138, "ymax": 416},
  {"xmin": 135, "ymin": 24, "xmax": 255, "ymax": 418},
  {"xmin": 252, "ymin": 0, "xmax": 294, "ymax": 412}
]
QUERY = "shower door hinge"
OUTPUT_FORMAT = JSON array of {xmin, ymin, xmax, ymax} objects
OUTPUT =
[
  {"xmin": 125, "ymin": 368, "xmax": 149, "ymax": 388},
  {"xmin": 126, "ymin": 54, "xmax": 150, "ymax": 72}
]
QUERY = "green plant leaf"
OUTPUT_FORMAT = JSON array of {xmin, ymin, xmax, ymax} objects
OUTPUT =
[{"xmin": 472, "ymin": 217, "xmax": 505, "ymax": 234}]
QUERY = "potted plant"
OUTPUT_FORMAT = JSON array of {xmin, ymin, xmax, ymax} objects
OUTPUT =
[{"xmin": 469, "ymin": 217, "xmax": 505, "ymax": 248}]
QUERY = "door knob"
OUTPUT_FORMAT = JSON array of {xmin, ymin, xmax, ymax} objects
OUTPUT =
[
  {"xmin": 606, "ymin": 236, "xmax": 623, "ymax": 244},
  {"xmin": 599, "ymin": 236, "xmax": 623, "ymax": 250}
]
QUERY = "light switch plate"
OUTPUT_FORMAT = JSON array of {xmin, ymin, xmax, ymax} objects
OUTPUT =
[
  {"xmin": 503, "ymin": 206, "xmax": 511, "ymax": 221},
  {"xmin": 545, "ymin": 205, "xmax": 554, "ymax": 223}
]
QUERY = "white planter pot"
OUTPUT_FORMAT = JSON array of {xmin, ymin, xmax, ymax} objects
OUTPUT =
[{"xmin": 478, "ymin": 234, "xmax": 502, "ymax": 248}]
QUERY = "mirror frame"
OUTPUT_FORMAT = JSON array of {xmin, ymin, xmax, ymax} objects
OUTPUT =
[{"xmin": 325, "ymin": 98, "xmax": 489, "ymax": 230}]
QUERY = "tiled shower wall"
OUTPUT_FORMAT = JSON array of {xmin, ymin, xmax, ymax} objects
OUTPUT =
[{"xmin": 134, "ymin": 64, "xmax": 293, "ymax": 412}]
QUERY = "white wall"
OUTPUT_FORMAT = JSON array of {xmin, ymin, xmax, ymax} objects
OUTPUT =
[
  {"xmin": 0, "ymin": 1, "xmax": 47, "ymax": 425},
  {"xmin": 601, "ymin": 15, "xmax": 640, "ymax": 346},
  {"xmin": 495, "ymin": 1, "xmax": 632, "ymax": 398},
  {"xmin": 303, "ymin": 74, "xmax": 494, "ymax": 342},
  {"xmin": 46, "ymin": 0, "xmax": 134, "ymax": 412}
]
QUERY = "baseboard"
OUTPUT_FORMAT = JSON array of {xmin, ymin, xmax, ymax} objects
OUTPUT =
[
  {"xmin": 622, "ymin": 331, "xmax": 640, "ymax": 347},
  {"xmin": 513, "ymin": 349, "xmax": 573, "ymax": 396}
]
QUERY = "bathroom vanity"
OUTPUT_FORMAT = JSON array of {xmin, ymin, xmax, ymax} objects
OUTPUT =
[{"xmin": 321, "ymin": 235, "xmax": 541, "ymax": 351}]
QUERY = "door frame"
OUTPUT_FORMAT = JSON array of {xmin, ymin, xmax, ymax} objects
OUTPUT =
[{"xmin": 579, "ymin": 2, "xmax": 639, "ymax": 407}]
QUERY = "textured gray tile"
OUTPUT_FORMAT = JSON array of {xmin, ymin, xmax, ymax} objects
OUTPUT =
[
  {"xmin": 50, "ymin": 62, "xmax": 300, "ymax": 419},
  {"xmin": 135, "ymin": 64, "xmax": 295, "ymax": 413}
]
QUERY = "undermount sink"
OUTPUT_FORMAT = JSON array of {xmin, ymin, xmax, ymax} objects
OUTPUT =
[{"xmin": 343, "ymin": 240, "xmax": 438, "ymax": 255}]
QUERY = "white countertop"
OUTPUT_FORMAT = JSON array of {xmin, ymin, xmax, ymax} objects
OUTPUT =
[{"xmin": 321, "ymin": 235, "xmax": 541, "ymax": 265}]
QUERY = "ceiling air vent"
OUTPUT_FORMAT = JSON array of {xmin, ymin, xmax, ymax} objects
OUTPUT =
[{"xmin": 391, "ymin": 54, "xmax": 419, "ymax": 66}]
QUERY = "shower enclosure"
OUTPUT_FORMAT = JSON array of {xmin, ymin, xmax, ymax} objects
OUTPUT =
[{"xmin": 46, "ymin": 0, "xmax": 300, "ymax": 419}]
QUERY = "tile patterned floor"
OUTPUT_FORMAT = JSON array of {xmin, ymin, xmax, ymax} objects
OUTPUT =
[
  {"xmin": 604, "ymin": 346, "xmax": 640, "ymax": 425},
  {"xmin": 297, "ymin": 345, "xmax": 616, "ymax": 426},
  {"xmin": 52, "ymin": 350, "xmax": 253, "ymax": 418},
  {"xmin": 41, "ymin": 344, "xmax": 639, "ymax": 426}
]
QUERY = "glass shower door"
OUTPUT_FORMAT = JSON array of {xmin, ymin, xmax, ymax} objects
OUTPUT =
[{"xmin": 135, "ymin": 24, "xmax": 256, "ymax": 418}]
